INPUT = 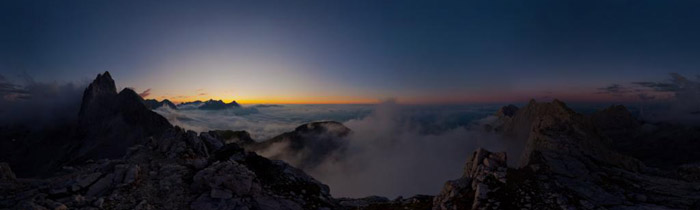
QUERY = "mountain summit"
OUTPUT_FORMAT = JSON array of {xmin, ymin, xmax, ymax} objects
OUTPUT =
[{"xmin": 74, "ymin": 71, "xmax": 172, "ymax": 160}]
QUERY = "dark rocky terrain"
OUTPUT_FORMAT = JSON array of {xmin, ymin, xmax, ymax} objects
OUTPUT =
[
  {"xmin": 0, "ymin": 72, "xmax": 337, "ymax": 210},
  {"xmin": 1, "ymin": 72, "xmax": 699, "ymax": 209},
  {"xmin": 429, "ymin": 100, "xmax": 700, "ymax": 210}
]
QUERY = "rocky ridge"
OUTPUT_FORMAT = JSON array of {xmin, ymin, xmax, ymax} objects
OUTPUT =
[
  {"xmin": 431, "ymin": 100, "xmax": 700, "ymax": 210},
  {"xmin": 0, "ymin": 72, "xmax": 337, "ymax": 210},
  {"xmin": 2, "ymin": 72, "xmax": 699, "ymax": 210}
]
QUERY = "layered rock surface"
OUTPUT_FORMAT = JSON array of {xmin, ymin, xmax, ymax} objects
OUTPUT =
[
  {"xmin": 433, "ymin": 100, "xmax": 700, "ymax": 210},
  {"xmin": 0, "ymin": 72, "xmax": 337, "ymax": 210},
  {"xmin": 0, "ymin": 127, "xmax": 336, "ymax": 210}
]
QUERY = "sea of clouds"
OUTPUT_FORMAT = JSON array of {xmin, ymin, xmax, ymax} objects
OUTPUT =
[{"xmin": 154, "ymin": 101, "xmax": 517, "ymax": 198}]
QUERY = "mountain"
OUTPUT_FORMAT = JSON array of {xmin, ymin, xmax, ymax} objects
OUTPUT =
[
  {"xmin": 199, "ymin": 99, "xmax": 241, "ymax": 110},
  {"xmin": 0, "ymin": 72, "xmax": 172, "ymax": 177},
  {"xmin": 2, "ymin": 72, "xmax": 699, "ymax": 209},
  {"xmin": 0, "ymin": 127, "xmax": 337, "ymax": 210},
  {"xmin": 431, "ymin": 100, "xmax": 700, "ymax": 210},
  {"xmin": 143, "ymin": 99, "xmax": 177, "ymax": 110},
  {"xmin": 176, "ymin": 99, "xmax": 241, "ymax": 110},
  {"xmin": 75, "ymin": 72, "xmax": 173, "ymax": 161},
  {"xmin": 246, "ymin": 121, "xmax": 351, "ymax": 170},
  {"xmin": 0, "ymin": 72, "xmax": 339, "ymax": 210}
]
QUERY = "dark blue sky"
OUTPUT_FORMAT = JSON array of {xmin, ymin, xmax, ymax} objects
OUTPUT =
[{"xmin": 2, "ymin": 0, "xmax": 700, "ymax": 103}]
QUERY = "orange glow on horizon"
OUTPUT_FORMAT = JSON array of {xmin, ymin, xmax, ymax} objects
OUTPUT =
[
  {"xmin": 149, "ymin": 89, "xmax": 674, "ymax": 105},
  {"xmin": 159, "ymin": 96, "xmax": 380, "ymax": 105}
]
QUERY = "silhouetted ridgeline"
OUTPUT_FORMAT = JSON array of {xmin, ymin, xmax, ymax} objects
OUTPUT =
[{"xmin": 0, "ymin": 72, "xmax": 699, "ymax": 209}]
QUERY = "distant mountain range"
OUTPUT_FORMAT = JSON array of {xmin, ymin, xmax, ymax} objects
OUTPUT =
[
  {"xmin": 143, "ymin": 99, "xmax": 241, "ymax": 110},
  {"xmin": 1, "ymin": 72, "xmax": 699, "ymax": 209}
]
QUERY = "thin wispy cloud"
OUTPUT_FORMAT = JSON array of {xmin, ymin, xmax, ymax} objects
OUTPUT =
[
  {"xmin": 599, "ymin": 73, "xmax": 700, "ymax": 124},
  {"xmin": 138, "ymin": 88, "xmax": 151, "ymax": 98}
]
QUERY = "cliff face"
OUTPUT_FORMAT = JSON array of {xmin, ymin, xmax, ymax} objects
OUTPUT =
[
  {"xmin": 2, "ymin": 72, "xmax": 699, "ymax": 210},
  {"xmin": 433, "ymin": 100, "xmax": 700, "ymax": 210},
  {"xmin": 0, "ymin": 127, "xmax": 337, "ymax": 210},
  {"xmin": 0, "ymin": 72, "xmax": 337, "ymax": 210},
  {"xmin": 74, "ymin": 72, "xmax": 172, "ymax": 161}
]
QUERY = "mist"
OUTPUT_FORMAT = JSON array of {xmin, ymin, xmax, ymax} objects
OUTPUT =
[
  {"xmin": 0, "ymin": 74, "xmax": 85, "ymax": 128},
  {"xmin": 156, "ymin": 100, "xmax": 514, "ymax": 198},
  {"xmin": 306, "ymin": 101, "xmax": 510, "ymax": 198},
  {"xmin": 153, "ymin": 104, "xmax": 373, "ymax": 140}
]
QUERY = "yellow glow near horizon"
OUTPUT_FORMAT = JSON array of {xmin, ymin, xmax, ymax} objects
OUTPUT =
[{"xmin": 156, "ymin": 95, "xmax": 380, "ymax": 105}]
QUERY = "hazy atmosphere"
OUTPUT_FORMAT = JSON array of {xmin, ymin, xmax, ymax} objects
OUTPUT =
[{"xmin": 1, "ymin": 1, "xmax": 700, "ymax": 209}]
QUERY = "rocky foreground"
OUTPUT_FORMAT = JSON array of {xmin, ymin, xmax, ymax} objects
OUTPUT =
[{"xmin": 1, "ymin": 72, "xmax": 699, "ymax": 209}]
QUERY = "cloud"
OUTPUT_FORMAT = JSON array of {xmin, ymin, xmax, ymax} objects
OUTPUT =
[
  {"xmin": 600, "ymin": 73, "xmax": 700, "ymax": 124},
  {"xmin": 303, "ymin": 101, "xmax": 510, "ymax": 198},
  {"xmin": 138, "ymin": 88, "xmax": 151, "ymax": 98},
  {"xmin": 0, "ymin": 74, "xmax": 31, "ymax": 101},
  {"xmin": 153, "ymin": 104, "xmax": 373, "ymax": 140},
  {"xmin": 597, "ymin": 84, "xmax": 624, "ymax": 95},
  {"xmin": 155, "ymin": 100, "xmax": 512, "ymax": 198},
  {"xmin": 0, "ymin": 74, "xmax": 86, "ymax": 127},
  {"xmin": 198, "ymin": 93, "xmax": 207, "ymax": 96}
]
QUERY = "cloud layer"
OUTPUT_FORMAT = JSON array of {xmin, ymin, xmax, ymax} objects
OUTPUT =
[
  {"xmin": 0, "ymin": 74, "xmax": 85, "ymax": 127},
  {"xmin": 154, "ymin": 100, "xmax": 509, "ymax": 198},
  {"xmin": 598, "ymin": 73, "xmax": 700, "ymax": 124}
]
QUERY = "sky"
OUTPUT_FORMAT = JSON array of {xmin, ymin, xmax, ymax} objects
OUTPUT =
[{"xmin": 2, "ymin": 0, "xmax": 700, "ymax": 104}]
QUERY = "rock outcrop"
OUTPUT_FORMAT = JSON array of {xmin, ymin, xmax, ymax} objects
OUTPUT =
[
  {"xmin": 433, "ymin": 99, "xmax": 700, "ymax": 210},
  {"xmin": 433, "ymin": 148, "xmax": 507, "ymax": 210},
  {"xmin": 75, "ymin": 72, "xmax": 172, "ymax": 161},
  {"xmin": 0, "ymin": 72, "xmax": 339, "ymax": 210},
  {"xmin": 0, "ymin": 127, "xmax": 337, "ymax": 210},
  {"xmin": 246, "ymin": 121, "xmax": 351, "ymax": 170}
]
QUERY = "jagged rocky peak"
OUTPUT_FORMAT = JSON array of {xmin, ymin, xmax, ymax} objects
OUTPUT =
[
  {"xmin": 514, "ymin": 99, "xmax": 636, "ymax": 169},
  {"xmin": 143, "ymin": 99, "xmax": 178, "ymax": 110},
  {"xmin": 502, "ymin": 99, "xmax": 581, "ymax": 137},
  {"xmin": 79, "ymin": 71, "xmax": 117, "ymax": 118},
  {"xmin": 199, "ymin": 99, "xmax": 240, "ymax": 110},
  {"xmin": 74, "ymin": 72, "xmax": 172, "ymax": 160},
  {"xmin": 84, "ymin": 71, "xmax": 117, "ymax": 98}
]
